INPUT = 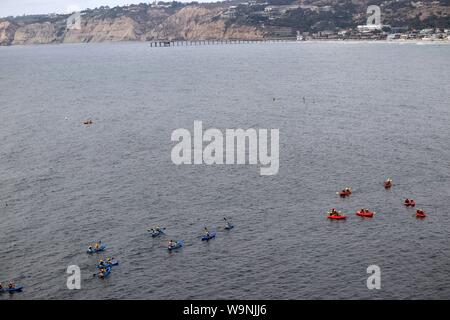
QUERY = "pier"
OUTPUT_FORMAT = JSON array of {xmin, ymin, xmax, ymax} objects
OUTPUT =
[{"xmin": 149, "ymin": 39, "xmax": 295, "ymax": 47}]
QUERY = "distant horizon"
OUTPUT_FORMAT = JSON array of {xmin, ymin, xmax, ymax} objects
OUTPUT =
[{"xmin": 0, "ymin": 0, "xmax": 221, "ymax": 18}]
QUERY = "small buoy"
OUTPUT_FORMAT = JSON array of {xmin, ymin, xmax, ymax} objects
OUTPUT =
[{"xmin": 64, "ymin": 116, "xmax": 68, "ymax": 120}]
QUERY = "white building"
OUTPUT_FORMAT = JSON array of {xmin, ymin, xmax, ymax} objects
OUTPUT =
[{"xmin": 357, "ymin": 24, "xmax": 383, "ymax": 33}]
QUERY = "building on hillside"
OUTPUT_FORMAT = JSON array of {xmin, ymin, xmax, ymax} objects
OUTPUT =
[
  {"xmin": 357, "ymin": 24, "xmax": 383, "ymax": 33},
  {"xmin": 222, "ymin": 6, "xmax": 238, "ymax": 19}
]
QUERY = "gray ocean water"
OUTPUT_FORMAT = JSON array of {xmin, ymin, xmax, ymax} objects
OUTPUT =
[{"xmin": 0, "ymin": 41, "xmax": 449, "ymax": 300}]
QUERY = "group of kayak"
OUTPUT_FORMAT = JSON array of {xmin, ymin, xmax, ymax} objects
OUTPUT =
[
  {"xmin": 389, "ymin": 180, "xmax": 427, "ymax": 218},
  {"xmin": 86, "ymin": 242, "xmax": 120, "ymax": 279},
  {"xmin": 150, "ymin": 218, "xmax": 234, "ymax": 251},
  {"xmin": 0, "ymin": 281, "xmax": 23, "ymax": 294},
  {"xmin": 96, "ymin": 257, "xmax": 119, "ymax": 279},
  {"xmin": 328, "ymin": 179, "xmax": 428, "ymax": 220},
  {"xmin": 85, "ymin": 219, "xmax": 235, "ymax": 281},
  {"xmin": 403, "ymin": 199, "xmax": 426, "ymax": 217},
  {"xmin": 327, "ymin": 208, "xmax": 374, "ymax": 219}
]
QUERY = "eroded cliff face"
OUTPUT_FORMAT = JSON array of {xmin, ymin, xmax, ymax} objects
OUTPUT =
[
  {"xmin": 0, "ymin": 5, "xmax": 264, "ymax": 46},
  {"xmin": 63, "ymin": 16, "xmax": 141, "ymax": 43},
  {"xmin": 0, "ymin": 21, "xmax": 17, "ymax": 45},
  {"xmin": 145, "ymin": 6, "xmax": 264, "ymax": 40},
  {"xmin": 13, "ymin": 22, "xmax": 62, "ymax": 45}
]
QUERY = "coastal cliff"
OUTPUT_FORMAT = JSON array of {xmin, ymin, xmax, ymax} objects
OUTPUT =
[
  {"xmin": 0, "ymin": 4, "xmax": 266, "ymax": 46},
  {"xmin": 0, "ymin": 0, "xmax": 449, "ymax": 46}
]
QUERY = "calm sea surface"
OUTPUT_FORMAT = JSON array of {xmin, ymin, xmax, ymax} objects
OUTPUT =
[{"xmin": 0, "ymin": 41, "xmax": 449, "ymax": 299}]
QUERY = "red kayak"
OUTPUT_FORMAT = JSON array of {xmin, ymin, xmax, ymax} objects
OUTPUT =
[
  {"xmin": 356, "ymin": 211, "xmax": 374, "ymax": 218},
  {"xmin": 338, "ymin": 190, "xmax": 352, "ymax": 197},
  {"xmin": 328, "ymin": 215, "xmax": 347, "ymax": 220},
  {"xmin": 404, "ymin": 200, "xmax": 416, "ymax": 207},
  {"xmin": 416, "ymin": 210, "xmax": 426, "ymax": 218}
]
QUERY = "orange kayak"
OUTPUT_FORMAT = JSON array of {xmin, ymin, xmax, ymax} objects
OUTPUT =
[
  {"xmin": 328, "ymin": 215, "xmax": 347, "ymax": 220},
  {"xmin": 404, "ymin": 200, "xmax": 416, "ymax": 207},
  {"xmin": 356, "ymin": 211, "xmax": 374, "ymax": 218},
  {"xmin": 338, "ymin": 191, "xmax": 352, "ymax": 197}
]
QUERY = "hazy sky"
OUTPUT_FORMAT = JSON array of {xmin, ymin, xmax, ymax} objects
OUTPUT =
[{"xmin": 0, "ymin": 0, "xmax": 214, "ymax": 17}]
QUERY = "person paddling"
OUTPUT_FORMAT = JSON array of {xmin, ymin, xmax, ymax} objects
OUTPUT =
[
  {"xmin": 204, "ymin": 227, "xmax": 210, "ymax": 237},
  {"xmin": 168, "ymin": 240, "xmax": 176, "ymax": 248},
  {"xmin": 329, "ymin": 208, "xmax": 340, "ymax": 216},
  {"xmin": 416, "ymin": 209, "xmax": 426, "ymax": 217},
  {"xmin": 224, "ymin": 217, "xmax": 232, "ymax": 229}
]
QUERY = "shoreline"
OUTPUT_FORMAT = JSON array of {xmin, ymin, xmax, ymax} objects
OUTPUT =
[{"xmin": 1, "ymin": 38, "xmax": 450, "ymax": 48}]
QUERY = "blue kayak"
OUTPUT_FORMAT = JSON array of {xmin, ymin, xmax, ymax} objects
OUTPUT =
[
  {"xmin": 202, "ymin": 232, "xmax": 216, "ymax": 241},
  {"xmin": 168, "ymin": 240, "xmax": 184, "ymax": 251},
  {"xmin": 96, "ymin": 261, "xmax": 119, "ymax": 269},
  {"xmin": 98, "ymin": 267, "xmax": 111, "ymax": 279},
  {"xmin": 87, "ymin": 245, "xmax": 106, "ymax": 254},
  {"xmin": 225, "ymin": 225, "xmax": 234, "ymax": 230},
  {"xmin": 150, "ymin": 229, "xmax": 165, "ymax": 238},
  {"xmin": 1, "ymin": 286, "xmax": 23, "ymax": 293}
]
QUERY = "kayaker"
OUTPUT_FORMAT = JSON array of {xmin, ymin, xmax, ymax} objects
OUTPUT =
[
  {"xmin": 88, "ymin": 246, "xmax": 93, "ymax": 252},
  {"xmin": 329, "ymin": 208, "xmax": 339, "ymax": 216},
  {"xmin": 95, "ymin": 241, "xmax": 102, "ymax": 249},
  {"xmin": 99, "ymin": 259, "xmax": 105, "ymax": 266},
  {"xmin": 8, "ymin": 281, "xmax": 14, "ymax": 289},
  {"xmin": 416, "ymin": 209, "xmax": 425, "ymax": 215},
  {"xmin": 107, "ymin": 258, "xmax": 112, "ymax": 264},
  {"xmin": 405, "ymin": 199, "xmax": 410, "ymax": 205},
  {"xmin": 224, "ymin": 217, "xmax": 232, "ymax": 228},
  {"xmin": 204, "ymin": 227, "xmax": 210, "ymax": 237},
  {"xmin": 168, "ymin": 240, "xmax": 176, "ymax": 248},
  {"xmin": 0, "ymin": 282, "xmax": 3, "ymax": 290}
]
